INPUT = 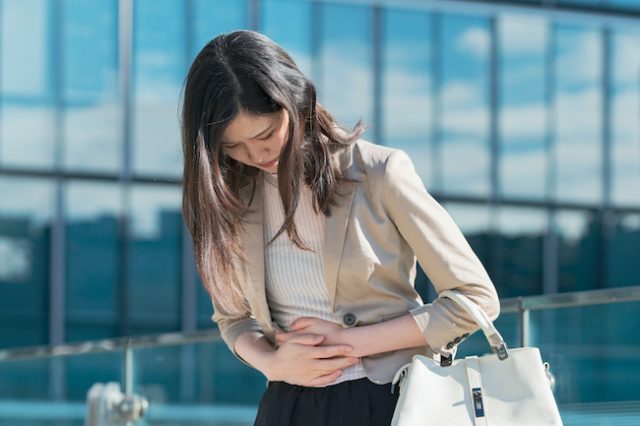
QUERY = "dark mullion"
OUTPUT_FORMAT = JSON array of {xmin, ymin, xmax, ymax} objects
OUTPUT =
[
  {"xmin": 118, "ymin": 0, "xmax": 134, "ymax": 337},
  {"xmin": 49, "ymin": 0, "xmax": 66, "ymax": 402}
]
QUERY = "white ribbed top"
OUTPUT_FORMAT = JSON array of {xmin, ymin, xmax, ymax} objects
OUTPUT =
[{"xmin": 262, "ymin": 171, "xmax": 366, "ymax": 385}]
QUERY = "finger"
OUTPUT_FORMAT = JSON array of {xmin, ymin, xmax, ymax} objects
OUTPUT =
[
  {"xmin": 313, "ymin": 344, "xmax": 353, "ymax": 359},
  {"xmin": 286, "ymin": 333, "xmax": 323, "ymax": 346},
  {"xmin": 290, "ymin": 317, "xmax": 315, "ymax": 331},
  {"xmin": 275, "ymin": 331, "xmax": 295, "ymax": 344},
  {"xmin": 317, "ymin": 356, "xmax": 360, "ymax": 373},
  {"xmin": 307, "ymin": 370, "xmax": 343, "ymax": 388}
]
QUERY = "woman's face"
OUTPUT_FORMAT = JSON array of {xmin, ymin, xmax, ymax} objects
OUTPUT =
[{"xmin": 220, "ymin": 108, "xmax": 289, "ymax": 174}]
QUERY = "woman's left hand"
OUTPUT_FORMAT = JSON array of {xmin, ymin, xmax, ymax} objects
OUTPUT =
[{"xmin": 275, "ymin": 317, "xmax": 345, "ymax": 348}]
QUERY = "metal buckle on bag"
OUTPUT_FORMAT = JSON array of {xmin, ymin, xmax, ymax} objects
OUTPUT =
[
  {"xmin": 492, "ymin": 342, "xmax": 509, "ymax": 360},
  {"xmin": 472, "ymin": 387, "xmax": 485, "ymax": 418},
  {"xmin": 440, "ymin": 353, "xmax": 453, "ymax": 367}
]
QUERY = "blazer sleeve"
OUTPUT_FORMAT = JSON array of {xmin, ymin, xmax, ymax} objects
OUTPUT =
[
  {"xmin": 381, "ymin": 148, "xmax": 500, "ymax": 356},
  {"xmin": 210, "ymin": 295, "xmax": 264, "ymax": 367}
]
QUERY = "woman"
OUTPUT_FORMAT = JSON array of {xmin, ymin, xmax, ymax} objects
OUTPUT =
[{"xmin": 180, "ymin": 29, "xmax": 500, "ymax": 426}]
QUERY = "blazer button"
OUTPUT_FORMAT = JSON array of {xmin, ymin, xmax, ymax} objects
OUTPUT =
[
  {"xmin": 454, "ymin": 336, "xmax": 462, "ymax": 344},
  {"xmin": 446, "ymin": 342, "xmax": 454, "ymax": 350},
  {"xmin": 343, "ymin": 313, "xmax": 357, "ymax": 326}
]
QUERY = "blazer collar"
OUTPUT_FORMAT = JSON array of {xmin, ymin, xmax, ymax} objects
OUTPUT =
[{"xmin": 237, "ymin": 143, "xmax": 358, "ymax": 325}]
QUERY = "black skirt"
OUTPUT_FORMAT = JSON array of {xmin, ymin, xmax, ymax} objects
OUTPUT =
[{"xmin": 253, "ymin": 378, "xmax": 400, "ymax": 426}]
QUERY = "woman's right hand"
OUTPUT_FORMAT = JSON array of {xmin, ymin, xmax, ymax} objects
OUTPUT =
[{"xmin": 264, "ymin": 333, "xmax": 360, "ymax": 387}]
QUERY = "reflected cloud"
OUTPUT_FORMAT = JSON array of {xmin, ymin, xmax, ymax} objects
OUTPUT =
[
  {"xmin": 0, "ymin": 105, "xmax": 56, "ymax": 168},
  {"xmin": 1, "ymin": 0, "xmax": 48, "ymax": 96},
  {"xmin": 130, "ymin": 186, "xmax": 182, "ymax": 239},
  {"xmin": 498, "ymin": 14, "xmax": 548, "ymax": 56},
  {"xmin": 457, "ymin": 26, "xmax": 489, "ymax": 58},
  {"xmin": 65, "ymin": 103, "xmax": 121, "ymax": 171},
  {"xmin": 556, "ymin": 29, "xmax": 602, "ymax": 85}
]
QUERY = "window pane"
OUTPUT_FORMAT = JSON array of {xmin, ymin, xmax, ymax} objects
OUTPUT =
[
  {"xmin": 192, "ymin": 0, "xmax": 247, "ymax": 59},
  {"xmin": 439, "ymin": 14, "xmax": 491, "ymax": 196},
  {"xmin": 65, "ymin": 182, "xmax": 121, "ymax": 342},
  {"xmin": 554, "ymin": 26, "xmax": 603, "ymax": 204},
  {"xmin": 556, "ymin": 209, "xmax": 599, "ymax": 292},
  {"xmin": 133, "ymin": 0, "xmax": 185, "ymax": 177},
  {"xmin": 261, "ymin": 0, "xmax": 312, "ymax": 78},
  {"xmin": 62, "ymin": 0, "xmax": 120, "ymax": 172},
  {"xmin": 442, "ymin": 202, "xmax": 493, "ymax": 296},
  {"xmin": 495, "ymin": 206, "xmax": 546, "ymax": 297},
  {"xmin": 0, "ymin": 177, "xmax": 53, "ymax": 348},
  {"xmin": 498, "ymin": 14, "xmax": 548, "ymax": 199},
  {"xmin": 611, "ymin": 31, "xmax": 640, "ymax": 207},
  {"xmin": 608, "ymin": 212, "xmax": 640, "ymax": 288},
  {"xmin": 0, "ymin": 0, "xmax": 56, "ymax": 168},
  {"xmin": 127, "ymin": 185, "xmax": 182, "ymax": 333},
  {"xmin": 320, "ymin": 3, "xmax": 374, "ymax": 142},
  {"xmin": 443, "ymin": 202, "xmax": 492, "ymax": 272},
  {"xmin": 382, "ymin": 8, "xmax": 432, "ymax": 184},
  {"xmin": 610, "ymin": 0, "xmax": 640, "ymax": 8}
]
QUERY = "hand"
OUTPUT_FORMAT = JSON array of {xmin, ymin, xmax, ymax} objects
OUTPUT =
[
  {"xmin": 266, "ymin": 334, "xmax": 360, "ymax": 387},
  {"xmin": 275, "ymin": 317, "xmax": 346, "ymax": 348}
]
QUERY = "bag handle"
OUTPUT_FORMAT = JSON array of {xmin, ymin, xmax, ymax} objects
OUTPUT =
[{"xmin": 439, "ymin": 290, "xmax": 509, "ymax": 361}]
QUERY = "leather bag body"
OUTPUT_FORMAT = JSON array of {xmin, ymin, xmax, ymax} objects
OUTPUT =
[{"xmin": 390, "ymin": 290, "xmax": 563, "ymax": 426}]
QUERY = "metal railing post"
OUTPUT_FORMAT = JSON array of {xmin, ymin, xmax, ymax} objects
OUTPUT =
[
  {"xmin": 124, "ymin": 341, "xmax": 133, "ymax": 426},
  {"xmin": 519, "ymin": 297, "xmax": 530, "ymax": 348}
]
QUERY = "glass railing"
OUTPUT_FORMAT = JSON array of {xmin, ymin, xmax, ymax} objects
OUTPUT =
[{"xmin": 1, "ymin": 286, "xmax": 639, "ymax": 425}]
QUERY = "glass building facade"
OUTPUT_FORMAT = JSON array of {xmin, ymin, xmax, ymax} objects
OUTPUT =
[{"xmin": 1, "ymin": 0, "xmax": 639, "ymax": 413}]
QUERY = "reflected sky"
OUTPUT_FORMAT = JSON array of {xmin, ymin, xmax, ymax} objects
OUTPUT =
[{"xmin": 0, "ymin": 1, "xmax": 638, "ymax": 209}]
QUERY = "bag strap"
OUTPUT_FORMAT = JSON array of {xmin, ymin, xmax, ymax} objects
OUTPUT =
[
  {"xmin": 465, "ymin": 356, "xmax": 488, "ymax": 426},
  {"xmin": 439, "ymin": 290, "xmax": 509, "ymax": 360}
]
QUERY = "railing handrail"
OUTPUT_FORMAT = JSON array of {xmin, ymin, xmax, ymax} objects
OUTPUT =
[
  {"xmin": 500, "ymin": 285, "xmax": 640, "ymax": 313},
  {"xmin": 1, "ymin": 285, "xmax": 639, "ymax": 363}
]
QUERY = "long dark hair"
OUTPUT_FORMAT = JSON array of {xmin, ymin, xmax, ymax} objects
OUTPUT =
[{"xmin": 180, "ymin": 30, "xmax": 365, "ymax": 316}]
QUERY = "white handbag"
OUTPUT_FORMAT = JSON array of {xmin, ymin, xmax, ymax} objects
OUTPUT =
[{"xmin": 390, "ymin": 290, "xmax": 563, "ymax": 426}]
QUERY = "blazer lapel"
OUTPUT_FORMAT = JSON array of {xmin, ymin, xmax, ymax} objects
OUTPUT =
[
  {"xmin": 238, "ymin": 175, "xmax": 270, "ymax": 325},
  {"xmin": 323, "ymin": 144, "xmax": 357, "ymax": 308}
]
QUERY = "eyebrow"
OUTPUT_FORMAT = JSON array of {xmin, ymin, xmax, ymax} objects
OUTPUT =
[{"xmin": 221, "ymin": 124, "xmax": 273, "ymax": 145}]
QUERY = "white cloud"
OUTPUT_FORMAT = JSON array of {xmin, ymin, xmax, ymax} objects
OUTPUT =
[
  {"xmin": 612, "ymin": 32, "xmax": 640, "ymax": 84},
  {"xmin": 0, "ymin": 106, "xmax": 56, "ymax": 168},
  {"xmin": 441, "ymin": 81, "xmax": 481, "ymax": 107},
  {"xmin": 498, "ymin": 13, "xmax": 548, "ymax": 56},
  {"xmin": 130, "ymin": 186, "xmax": 182, "ymax": 238},
  {"xmin": 66, "ymin": 183, "xmax": 121, "ymax": 220},
  {"xmin": 500, "ymin": 149, "xmax": 547, "ymax": 198},
  {"xmin": 442, "ymin": 203, "xmax": 491, "ymax": 234},
  {"xmin": 500, "ymin": 103, "xmax": 547, "ymax": 140},
  {"xmin": 0, "ymin": 178, "xmax": 54, "ymax": 225},
  {"xmin": 556, "ymin": 211, "xmax": 590, "ymax": 242},
  {"xmin": 319, "ymin": 42, "xmax": 374, "ymax": 132},
  {"xmin": 441, "ymin": 138, "xmax": 491, "ymax": 194},
  {"xmin": 498, "ymin": 206, "xmax": 547, "ymax": 235},
  {"xmin": 457, "ymin": 27, "xmax": 490, "ymax": 58},
  {"xmin": 133, "ymin": 102, "xmax": 183, "ymax": 178},
  {"xmin": 64, "ymin": 103, "xmax": 121, "ymax": 171},
  {"xmin": 1, "ymin": 0, "xmax": 48, "ymax": 96},
  {"xmin": 383, "ymin": 58, "xmax": 432, "ymax": 141},
  {"xmin": 556, "ymin": 87, "xmax": 603, "ymax": 141},
  {"xmin": 556, "ymin": 30, "xmax": 602, "ymax": 85}
]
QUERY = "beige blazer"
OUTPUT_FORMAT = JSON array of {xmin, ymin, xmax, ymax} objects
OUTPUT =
[{"xmin": 211, "ymin": 138, "xmax": 500, "ymax": 385}]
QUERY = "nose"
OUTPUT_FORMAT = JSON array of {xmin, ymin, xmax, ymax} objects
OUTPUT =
[{"xmin": 246, "ymin": 145, "xmax": 271, "ymax": 166}]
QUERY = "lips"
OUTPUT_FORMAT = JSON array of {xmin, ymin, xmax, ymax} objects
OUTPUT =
[{"xmin": 258, "ymin": 156, "xmax": 279, "ymax": 168}]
